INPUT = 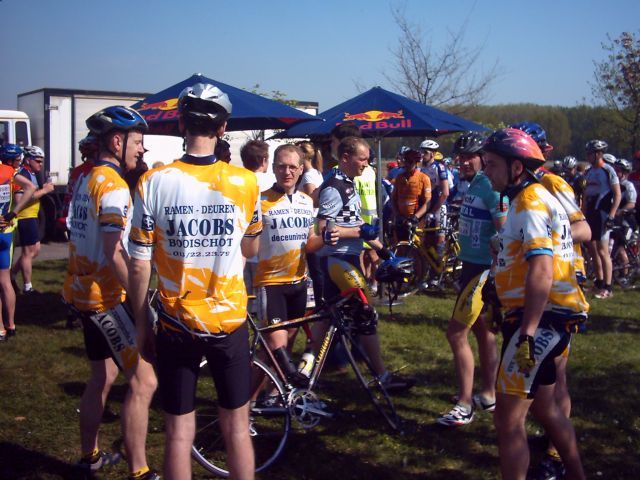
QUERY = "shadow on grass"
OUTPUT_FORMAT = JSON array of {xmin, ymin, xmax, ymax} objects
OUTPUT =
[
  {"xmin": 15, "ymin": 291, "xmax": 67, "ymax": 328},
  {"xmin": 0, "ymin": 442, "xmax": 75, "ymax": 479},
  {"xmin": 581, "ymin": 312, "xmax": 640, "ymax": 334}
]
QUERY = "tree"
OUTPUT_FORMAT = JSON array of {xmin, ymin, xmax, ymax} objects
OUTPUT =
[
  {"xmin": 385, "ymin": 6, "xmax": 500, "ymax": 114},
  {"xmin": 591, "ymin": 31, "xmax": 640, "ymax": 152}
]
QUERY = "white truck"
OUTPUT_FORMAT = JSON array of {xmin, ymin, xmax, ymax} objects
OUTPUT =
[
  {"xmin": 0, "ymin": 110, "xmax": 31, "ymax": 147},
  {"xmin": 17, "ymin": 87, "xmax": 187, "ymax": 239}
]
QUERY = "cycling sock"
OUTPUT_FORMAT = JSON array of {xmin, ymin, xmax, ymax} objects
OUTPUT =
[
  {"xmin": 545, "ymin": 447, "xmax": 561, "ymax": 461},
  {"xmin": 24, "ymin": 282, "xmax": 33, "ymax": 291},
  {"xmin": 605, "ymin": 284, "xmax": 612, "ymax": 292},
  {"xmin": 130, "ymin": 466, "xmax": 150, "ymax": 478},
  {"xmin": 81, "ymin": 448, "xmax": 100, "ymax": 463}
]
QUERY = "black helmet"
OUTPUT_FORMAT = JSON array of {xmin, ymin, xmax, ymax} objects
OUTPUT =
[
  {"xmin": 452, "ymin": 131, "xmax": 485, "ymax": 155},
  {"xmin": 585, "ymin": 139, "xmax": 608, "ymax": 153},
  {"xmin": 375, "ymin": 256, "xmax": 414, "ymax": 283}
]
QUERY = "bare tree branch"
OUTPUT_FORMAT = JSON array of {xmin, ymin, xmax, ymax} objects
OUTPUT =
[{"xmin": 385, "ymin": 5, "xmax": 500, "ymax": 114}]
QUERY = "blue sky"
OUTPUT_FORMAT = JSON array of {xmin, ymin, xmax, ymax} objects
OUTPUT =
[{"xmin": 1, "ymin": 0, "xmax": 639, "ymax": 112}]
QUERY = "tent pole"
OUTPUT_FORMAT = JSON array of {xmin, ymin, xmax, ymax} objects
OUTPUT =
[{"xmin": 376, "ymin": 137, "xmax": 384, "ymax": 244}]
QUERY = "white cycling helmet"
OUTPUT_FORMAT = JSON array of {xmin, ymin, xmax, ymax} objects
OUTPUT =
[
  {"xmin": 603, "ymin": 153, "xmax": 617, "ymax": 165},
  {"xmin": 23, "ymin": 145, "xmax": 44, "ymax": 158},
  {"xmin": 419, "ymin": 139, "xmax": 440, "ymax": 151},
  {"xmin": 178, "ymin": 83, "xmax": 232, "ymax": 125},
  {"xmin": 562, "ymin": 155, "xmax": 577, "ymax": 170},
  {"xmin": 617, "ymin": 158, "xmax": 632, "ymax": 172}
]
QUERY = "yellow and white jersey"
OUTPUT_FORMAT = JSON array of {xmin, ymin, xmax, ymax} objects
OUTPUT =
[
  {"xmin": 63, "ymin": 162, "xmax": 130, "ymax": 312},
  {"xmin": 539, "ymin": 173, "xmax": 586, "ymax": 275},
  {"xmin": 128, "ymin": 158, "xmax": 262, "ymax": 336},
  {"xmin": 254, "ymin": 187, "xmax": 314, "ymax": 287},
  {"xmin": 496, "ymin": 183, "xmax": 588, "ymax": 315}
]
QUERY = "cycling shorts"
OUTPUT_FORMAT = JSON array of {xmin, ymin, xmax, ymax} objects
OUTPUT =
[
  {"xmin": 156, "ymin": 323, "xmax": 250, "ymax": 415},
  {"xmin": 0, "ymin": 232, "xmax": 13, "ymax": 269},
  {"xmin": 585, "ymin": 198, "xmax": 610, "ymax": 242},
  {"xmin": 80, "ymin": 303, "xmax": 140, "ymax": 372},
  {"xmin": 256, "ymin": 281, "xmax": 307, "ymax": 327},
  {"xmin": 17, "ymin": 217, "xmax": 40, "ymax": 246},
  {"xmin": 497, "ymin": 313, "xmax": 571, "ymax": 399},
  {"xmin": 321, "ymin": 254, "xmax": 376, "ymax": 335},
  {"xmin": 451, "ymin": 262, "xmax": 491, "ymax": 328}
]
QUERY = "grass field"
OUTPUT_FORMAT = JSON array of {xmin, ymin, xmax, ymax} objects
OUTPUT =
[{"xmin": 1, "ymin": 259, "xmax": 639, "ymax": 479}]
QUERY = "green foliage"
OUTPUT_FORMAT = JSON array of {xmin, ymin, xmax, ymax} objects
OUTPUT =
[{"xmin": 592, "ymin": 31, "xmax": 640, "ymax": 151}]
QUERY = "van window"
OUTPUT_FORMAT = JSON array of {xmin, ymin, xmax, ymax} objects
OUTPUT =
[
  {"xmin": 0, "ymin": 121, "xmax": 8, "ymax": 145},
  {"xmin": 16, "ymin": 121, "xmax": 29, "ymax": 147}
]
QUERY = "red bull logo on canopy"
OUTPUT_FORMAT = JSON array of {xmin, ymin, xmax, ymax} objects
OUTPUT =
[{"xmin": 341, "ymin": 109, "xmax": 412, "ymax": 131}]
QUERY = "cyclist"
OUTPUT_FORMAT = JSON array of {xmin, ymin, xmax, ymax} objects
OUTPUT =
[
  {"xmin": 391, "ymin": 149, "xmax": 431, "ymax": 241},
  {"xmin": 254, "ymin": 144, "xmax": 331, "ymax": 382},
  {"xmin": 11, "ymin": 146, "xmax": 54, "ymax": 294},
  {"xmin": 509, "ymin": 123, "xmax": 593, "ymax": 480},
  {"xmin": 438, "ymin": 132, "xmax": 506, "ymax": 427},
  {"xmin": 611, "ymin": 158, "xmax": 637, "ymax": 273},
  {"xmin": 563, "ymin": 155, "xmax": 586, "ymax": 207},
  {"xmin": 128, "ymin": 83, "xmax": 260, "ymax": 480},
  {"xmin": 60, "ymin": 134, "xmax": 98, "ymax": 232},
  {"xmin": 316, "ymin": 136, "xmax": 415, "ymax": 392},
  {"xmin": 483, "ymin": 128, "xmax": 587, "ymax": 480},
  {"xmin": 0, "ymin": 144, "xmax": 36, "ymax": 342},
  {"xmin": 419, "ymin": 138, "xmax": 449, "ymax": 273},
  {"xmin": 584, "ymin": 140, "xmax": 621, "ymax": 299},
  {"xmin": 1, "ymin": 142, "xmax": 23, "ymax": 169},
  {"xmin": 63, "ymin": 106, "xmax": 158, "ymax": 479}
]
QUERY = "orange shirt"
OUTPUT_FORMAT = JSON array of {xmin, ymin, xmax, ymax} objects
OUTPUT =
[{"xmin": 392, "ymin": 169, "xmax": 431, "ymax": 217}]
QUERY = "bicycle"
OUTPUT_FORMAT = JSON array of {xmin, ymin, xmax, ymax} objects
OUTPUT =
[
  {"xmin": 389, "ymin": 217, "xmax": 462, "ymax": 297},
  {"xmin": 191, "ymin": 288, "xmax": 401, "ymax": 477},
  {"xmin": 611, "ymin": 223, "xmax": 640, "ymax": 289}
]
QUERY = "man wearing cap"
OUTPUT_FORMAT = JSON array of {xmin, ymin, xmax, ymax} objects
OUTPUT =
[
  {"xmin": 483, "ymin": 128, "xmax": 587, "ymax": 480},
  {"xmin": 128, "ymin": 83, "xmax": 260, "ymax": 480},
  {"xmin": 584, "ymin": 140, "xmax": 621, "ymax": 299}
]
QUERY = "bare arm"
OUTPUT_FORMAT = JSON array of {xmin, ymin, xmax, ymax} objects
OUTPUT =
[
  {"xmin": 10, "ymin": 174, "xmax": 37, "ymax": 215},
  {"xmin": 241, "ymin": 235, "xmax": 260, "ymax": 258},
  {"xmin": 520, "ymin": 254, "xmax": 553, "ymax": 336},
  {"xmin": 102, "ymin": 231, "xmax": 129, "ymax": 291},
  {"xmin": 609, "ymin": 183, "xmax": 621, "ymax": 219},
  {"xmin": 129, "ymin": 257, "xmax": 154, "ymax": 362},
  {"xmin": 570, "ymin": 219, "xmax": 591, "ymax": 243}
]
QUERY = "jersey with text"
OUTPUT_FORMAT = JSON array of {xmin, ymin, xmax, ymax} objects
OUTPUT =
[
  {"xmin": 496, "ymin": 183, "xmax": 588, "ymax": 315},
  {"xmin": 128, "ymin": 159, "xmax": 262, "ymax": 336},
  {"xmin": 63, "ymin": 163, "xmax": 130, "ymax": 312},
  {"xmin": 458, "ymin": 172, "xmax": 506, "ymax": 265},
  {"xmin": 254, "ymin": 187, "xmax": 314, "ymax": 287}
]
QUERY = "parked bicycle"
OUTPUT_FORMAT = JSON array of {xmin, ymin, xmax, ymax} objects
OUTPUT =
[
  {"xmin": 389, "ymin": 216, "xmax": 462, "ymax": 297},
  {"xmin": 611, "ymin": 222, "xmax": 640, "ymax": 289},
  {"xmin": 191, "ymin": 288, "xmax": 401, "ymax": 477}
]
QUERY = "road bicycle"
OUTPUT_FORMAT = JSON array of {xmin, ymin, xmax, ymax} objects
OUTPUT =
[
  {"xmin": 611, "ymin": 223, "xmax": 640, "ymax": 289},
  {"xmin": 190, "ymin": 288, "xmax": 401, "ymax": 477},
  {"xmin": 389, "ymin": 216, "xmax": 462, "ymax": 297}
]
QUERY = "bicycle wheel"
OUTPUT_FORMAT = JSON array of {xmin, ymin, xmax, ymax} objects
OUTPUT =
[
  {"xmin": 612, "ymin": 254, "xmax": 636, "ymax": 289},
  {"xmin": 340, "ymin": 330, "xmax": 401, "ymax": 431},
  {"xmin": 390, "ymin": 242, "xmax": 425, "ymax": 297},
  {"xmin": 192, "ymin": 358, "xmax": 291, "ymax": 477}
]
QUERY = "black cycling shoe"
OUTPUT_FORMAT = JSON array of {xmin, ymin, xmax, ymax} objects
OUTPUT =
[
  {"xmin": 527, "ymin": 454, "xmax": 565, "ymax": 480},
  {"xmin": 6, "ymin": 328, "xmax": 16, "ymax": 338}
]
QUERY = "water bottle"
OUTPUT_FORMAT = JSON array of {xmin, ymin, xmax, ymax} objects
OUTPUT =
[{"xmin": 298, "ymin": 348, "xmax": 315, "ymax": 378}]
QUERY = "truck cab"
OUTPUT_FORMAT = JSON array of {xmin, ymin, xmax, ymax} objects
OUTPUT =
[{"xmin": 0, "ymin": 110, "xmax": 31, "ymax": 147}]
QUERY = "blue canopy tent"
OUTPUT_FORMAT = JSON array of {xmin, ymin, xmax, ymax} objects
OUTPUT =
[
  {"xmin": 272, "ymin": 86, "xmax": 488, "ymax": 239},
  {"xmin": 272, "ymin": 86, "xmax": 487, "ymax": 139},
  {"xmin": 131, "ymin": 73, "xmax": 318, "ymax": 135}
]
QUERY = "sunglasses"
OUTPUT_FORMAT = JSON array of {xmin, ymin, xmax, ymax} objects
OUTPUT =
[{"xmin": 31, "ymin": 159, "xmax": 44, "ymax": 164}]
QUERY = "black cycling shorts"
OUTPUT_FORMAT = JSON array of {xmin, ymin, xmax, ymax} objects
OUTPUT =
[
  {"xmin": 497, "ymin": 313, "xmax": 571, "ymax": 399},
  {"xmin": 80, "ymin": 303, "xmax": 140, "ymax": 371},
  {"xmin": 156, "ymin": 323, "xmax": 250, "ymax": 415},
  {"xmin": 17, "ymin": 217, "xmax": 40, "ymax": 246},
  {"xmin": 256, "ymin": 281, "xmax": 307, "ymax": 327},
  {"xmin": 585, "ymin": 198, "xmax": 610, "ymax": 241}
]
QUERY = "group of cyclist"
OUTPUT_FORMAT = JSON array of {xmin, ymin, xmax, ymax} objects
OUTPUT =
[
  {"xmin": 0, "ymin": 142, "xmax": 54, "ymax": 342},
  {"xmin": 3, "ymin": 73, "xmax": 632, "ymax": 478}
]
